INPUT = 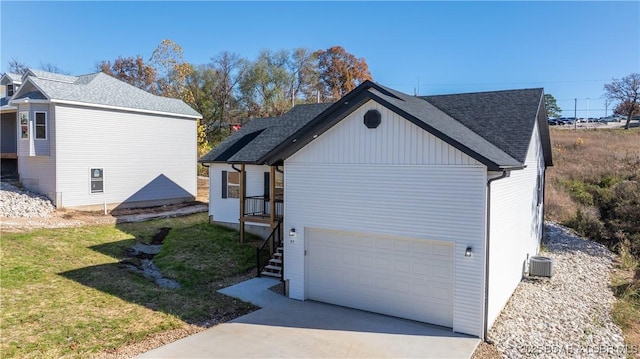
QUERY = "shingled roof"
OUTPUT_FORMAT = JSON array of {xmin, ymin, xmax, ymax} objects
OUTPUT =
[
  {"xmin": 199, "ymin": 103, "xmax": 333, "ymax": 163},
  {"xmin": 200, "ymin": 81, "xmax": 552, "ymax": 170},
  {"xmin": 10, "ymin": 69, "xmax": 201, "ymax": 119}
]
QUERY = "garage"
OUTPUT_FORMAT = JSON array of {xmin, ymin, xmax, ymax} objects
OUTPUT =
[{"xmin": 306, "ymin": 227, "xmax": 454, "ymax": 328}]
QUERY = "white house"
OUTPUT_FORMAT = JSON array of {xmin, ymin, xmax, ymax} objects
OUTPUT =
[
  {"xmin": 200, "ymin": 81, "xmax": 553, "ymax": 339},
  {"xmin": 0, "ymin": 69, "xmax": 201, "ymax": 210}
]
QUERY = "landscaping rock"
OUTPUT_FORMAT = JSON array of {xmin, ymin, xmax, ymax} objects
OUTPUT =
[
  {"xmin": 488, "ymin": 222, "xmax": 627, "ymax": 358},
  {"xmin": 0, "ymin": 182, "xmax": 55, "ymax": 218}
]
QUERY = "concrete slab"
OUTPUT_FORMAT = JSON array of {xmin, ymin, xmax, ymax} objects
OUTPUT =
[{"xmin": 137, "ymin": 278, "xmax": 480, "ymax": 359}]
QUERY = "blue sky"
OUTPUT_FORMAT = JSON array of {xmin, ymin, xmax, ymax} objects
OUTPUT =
[{"xmin": 1, "ymin": 1, "xmax": 638, "ymax": 118}]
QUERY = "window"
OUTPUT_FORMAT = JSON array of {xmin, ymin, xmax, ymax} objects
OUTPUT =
[
  {"xmin": 536, "ymin": 170, "xmax": 544, "ymax": 206},
  {"xmin": 35, "ymin": 112, "xmax": 47, "ymax": 139},
  {"xmin": 221, "ymin": 170, "xmax": 239, "ymax": 198},
  {"xmin": 19, "ymin": 112, "xmax": 29, "ymax": 139},
  {"xmin": 7, "ymin": 84, "xmax": 14, "ymax": 97},
  {"xmin": 264, "ymin": 170, "xmax": 284, "ymax": 199},
  {"xmin": 90, "ymin": 168, "xmax": 104, "ymax": 193}
]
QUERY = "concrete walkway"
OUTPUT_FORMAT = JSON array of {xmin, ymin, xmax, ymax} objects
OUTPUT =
[{"xmin": 137, "ymin": 278, "xmax": 480, "ymax": 358}]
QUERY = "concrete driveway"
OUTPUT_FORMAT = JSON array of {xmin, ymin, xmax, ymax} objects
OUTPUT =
[{"xmin": 137, "ymin": 278, "xmax": 480, "ymax": 358}]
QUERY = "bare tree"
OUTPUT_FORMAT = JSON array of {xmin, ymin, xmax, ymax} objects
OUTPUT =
[
  {"xmin": 8, "ymin": 58, "xmax": 29, "ymax": 75},
  {"xmin": 603, "ymin": 73, "xmax": 640, "ymax": 130},
  {"xmin": 39, "ymin": 62, "xmax": 70, "ymax": 75}
]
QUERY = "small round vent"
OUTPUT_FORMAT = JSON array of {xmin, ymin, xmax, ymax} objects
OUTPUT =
[{"xmin": 364, "ymin": 110, "xmax": 381, "ymax": 129}]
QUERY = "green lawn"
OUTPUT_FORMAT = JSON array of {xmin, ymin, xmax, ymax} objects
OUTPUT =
[{"xmin": 0, "ymin": 213, "xmax": 259, "ymax": 358}]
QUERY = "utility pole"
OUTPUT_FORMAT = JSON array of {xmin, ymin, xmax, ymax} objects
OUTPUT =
[
  {"xmin": 586, "ymin": 98, "xmax": 590, "ymax": 125},
  {"xmin": 574, "ymin": 98, "xmax": 577, "ymax": 131}
]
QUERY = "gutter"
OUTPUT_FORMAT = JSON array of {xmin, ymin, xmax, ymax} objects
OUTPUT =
[{"xmin": 483, "ymin": 170, "xmax": 510, "ymax": 343}]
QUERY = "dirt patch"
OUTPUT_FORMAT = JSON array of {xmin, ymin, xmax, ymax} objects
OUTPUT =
[
  {"xmin": 0, "ymin": 177, "xmax": 210, "ymax": 233},
  {"xmin": 0, "ymin": 202, "xmax": 207, "ymax": 232}
]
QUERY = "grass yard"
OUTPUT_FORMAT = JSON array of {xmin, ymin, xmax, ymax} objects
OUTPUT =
[
  {"xmin": 545, "ymin": 127, "xmax": 640, "ymax": 353},
  {"xmin": 0, "ymin": 213, "xmax": 259, "ymax": 358}
]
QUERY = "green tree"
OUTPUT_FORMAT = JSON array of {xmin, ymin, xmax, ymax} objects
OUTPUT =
[
  {"xmin": 604, "ymin": 73, "xmax": 640, "ymax": 130},
  {"xmin": 544, "ymin": 93, "xmax": 562, "ymax": 118},
  {"xmin": 314, "ymin": 46, "xmax": 372, "ymax": 100},
  {"xmin": 239, "ymin": 49, "xmax": 292, "ymax": 117},
  {"xmin": 286, "ymin": 48, "xmax": 320, "ymax": 104}
]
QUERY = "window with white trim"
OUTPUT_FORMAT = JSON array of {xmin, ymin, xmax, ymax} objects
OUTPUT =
[
  {"xmin": 19, "ymin": 112, "xmax": 29, "ymax": 139},
  {"xmin": 221, "ymin": 170, "xmax": 240, "ymax": 198},
  {"xmin": 35, "ymin": 112, "xmax": 47, "ymax": 140},
  {"xmin": 7, "ymin": 84, "xmax": 14, "ymax": 97}
]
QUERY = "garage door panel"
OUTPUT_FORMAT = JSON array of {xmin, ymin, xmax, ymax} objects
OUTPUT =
[{"xmin": 307, "ymin": 228, "xmax": 454, "ymax": 328}]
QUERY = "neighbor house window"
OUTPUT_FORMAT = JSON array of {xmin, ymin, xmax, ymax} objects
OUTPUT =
[
  {"xmin": 7, "ymin": 84, "xmax": 14, "ymax": 97},
  {"xmin": 264, "ymin": 171, "xmax": 284, "ymax": 199},
  {"xmin": 221, "ymin": 170, "xmax": 240, "ymax": 198},
  {"xmin": 35, "ymin": 112, "xmax": 47, "ymax": 140},
  {"xmin": 19, "ymin": 112, "xmax": 29, "ymax": 139},
  {"xmin": 90, "ymin": 168, "xmax": 104, "ymax": 194}
]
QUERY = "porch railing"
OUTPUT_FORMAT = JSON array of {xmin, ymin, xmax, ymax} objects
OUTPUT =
[
  {"xmin": 244, "ymin": 196, "xmax": 283, "ymax": 219},
  {"xmin": 257, "ymin": 220, "xmax": 283, "ymax": 279}
]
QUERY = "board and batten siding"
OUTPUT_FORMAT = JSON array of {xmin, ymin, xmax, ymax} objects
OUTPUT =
[
  {"xmin": 54, "ymin": 104, "xmax": 196, "ymax": 208},
  {"xmin": 208, "ymin": 163, "xmax": 270, "ymax": 225},
  {"xmin": 17, "ymin": 103, "xmax": 56, "ymax": 201},
  {"xmin": 487, "ymin": 123, "xmax": 544, "ymax": 328},
  {"xmin": 284, "ymin": 99, "xmax": 488, "ymax": 337}
]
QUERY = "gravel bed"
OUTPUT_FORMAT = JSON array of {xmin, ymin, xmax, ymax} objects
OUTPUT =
[
  {"xmin": 0, "ymin": 182, "xmax": 55, "ymax": 218},
  {"xmin": 488, "ymin": 222, "xmax": 627, "ymax": 358}
]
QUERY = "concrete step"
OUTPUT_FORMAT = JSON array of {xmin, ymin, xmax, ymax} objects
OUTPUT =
[
  {"xmin": 264, "ymin": 265, "xmax": 282, "ymax": 272},
  {"xmin": 269, "ymin": 258, "xmax": 282, "ymax": 265},
  {"xmin": 260, "ymin": 271, "xmax": 281, "ymax": 278}
]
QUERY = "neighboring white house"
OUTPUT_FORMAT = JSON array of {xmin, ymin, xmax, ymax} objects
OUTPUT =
[
  {"xmin": 200, "ymin": 81, "xmax": 553, "ymax": 339},
  {"xmin": 0, "ymin": 69, "xmax": 201, "ymax": 210}
]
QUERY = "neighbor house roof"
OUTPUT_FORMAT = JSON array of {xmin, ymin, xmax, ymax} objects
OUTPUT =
[
  {"xmin": 10, "ymin": 69, "xmax": 201, "ymax": 119},
  {"xmin": 200, "ymin": 81, "xmax": 552, "ymax": 170},
  {"xmin": 199, "ymin": 103, "xmax": 333, "ymax": 163},
  {"xmin": 1, "ymin": 72, "xmax": 22, "ymax": 84}
]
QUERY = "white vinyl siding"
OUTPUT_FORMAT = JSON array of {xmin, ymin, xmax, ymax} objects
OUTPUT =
[
  {"xmin": 209, "ymin": 163, "xmax": 270, "ymax": 225},
  {"xmin": 18, "ymin": 155, "xmax": 56, "ymax": 201},
  {"xmin": 284, "ymin": 100, "xmax": 487, "ymax": 337},
  {"xmin": 288, "ymin": 100, "xmax": 481, "ymax": 166},
  {"xmin": 486, "ymin": 123, "xmax": 544, "ymax": 328},
  {"xmin": 17, "ymin": 105, "xmax": 56, "ymax": 201},
  {"xmin": 16, "ymin": 104, "xmax": 52, "ymax": 157},
  {"xmin": 54, "ymin": 104, "xmax": 196, "ymax": 208}
]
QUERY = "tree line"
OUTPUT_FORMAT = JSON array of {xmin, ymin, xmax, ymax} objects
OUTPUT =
[{"xmin": 8, "ymin": 39, "xmax": 373, "ymax": 150}]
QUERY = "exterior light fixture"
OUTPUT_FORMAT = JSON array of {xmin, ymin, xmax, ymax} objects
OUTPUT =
[
  {"xmin": 465, "ymin": 247, "xmax": 473, "ymax": 257},
  {"xmin": 289, "ymin": 228, "xmax": 296, "ymax": 237}
]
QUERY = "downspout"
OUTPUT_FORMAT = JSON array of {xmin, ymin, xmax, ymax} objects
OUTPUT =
[
  {"xmin": 231, "ymin": 164, "xmax": 242, "ymax": 173},
  {"xmin": 483, "ymin": 170, "xmax": 509, "ymax": 344}
]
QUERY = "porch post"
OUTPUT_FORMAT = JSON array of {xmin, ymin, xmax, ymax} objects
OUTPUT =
[
  {"xmin": 239, "ymin": 164, "xmax": 246, "ymax": 244},
  {"xmin": 269, "ymin": 165, "xmax": 276, "ymax": 254}
]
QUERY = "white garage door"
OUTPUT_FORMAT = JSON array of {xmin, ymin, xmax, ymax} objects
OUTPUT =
[{"xmin": 306, "ymin": 228, "xmax": 454, "ymax": 328}]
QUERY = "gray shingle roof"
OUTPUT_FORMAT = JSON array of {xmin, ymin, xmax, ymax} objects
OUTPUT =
[
  {"xmin": 12, "ymin": 69, "xmax": 201, "ymax": 118},
  {"xmin": 422, "ymin": 88, "xmax": 544, "ymax": 164},
  {"xmin": 199, "ymin": 103, "xmax": 332, "ymax": 163},
  {"xmin": 2, "ymin": 72, "xmax": 22, "ymax": 84},
  {"xmin": 200, "ymin": 81, "xmax": 552, "ymax": 170}
]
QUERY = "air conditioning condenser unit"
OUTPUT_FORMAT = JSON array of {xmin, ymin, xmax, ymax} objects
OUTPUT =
[{"xmin": 529, "ymin": 256, "xmax": 553, "ymax": 277}]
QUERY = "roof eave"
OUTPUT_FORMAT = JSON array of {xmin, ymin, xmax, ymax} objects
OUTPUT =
[{"xmin": 50, "ymin": 99, "xmax": 201, "ymax": 119}]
